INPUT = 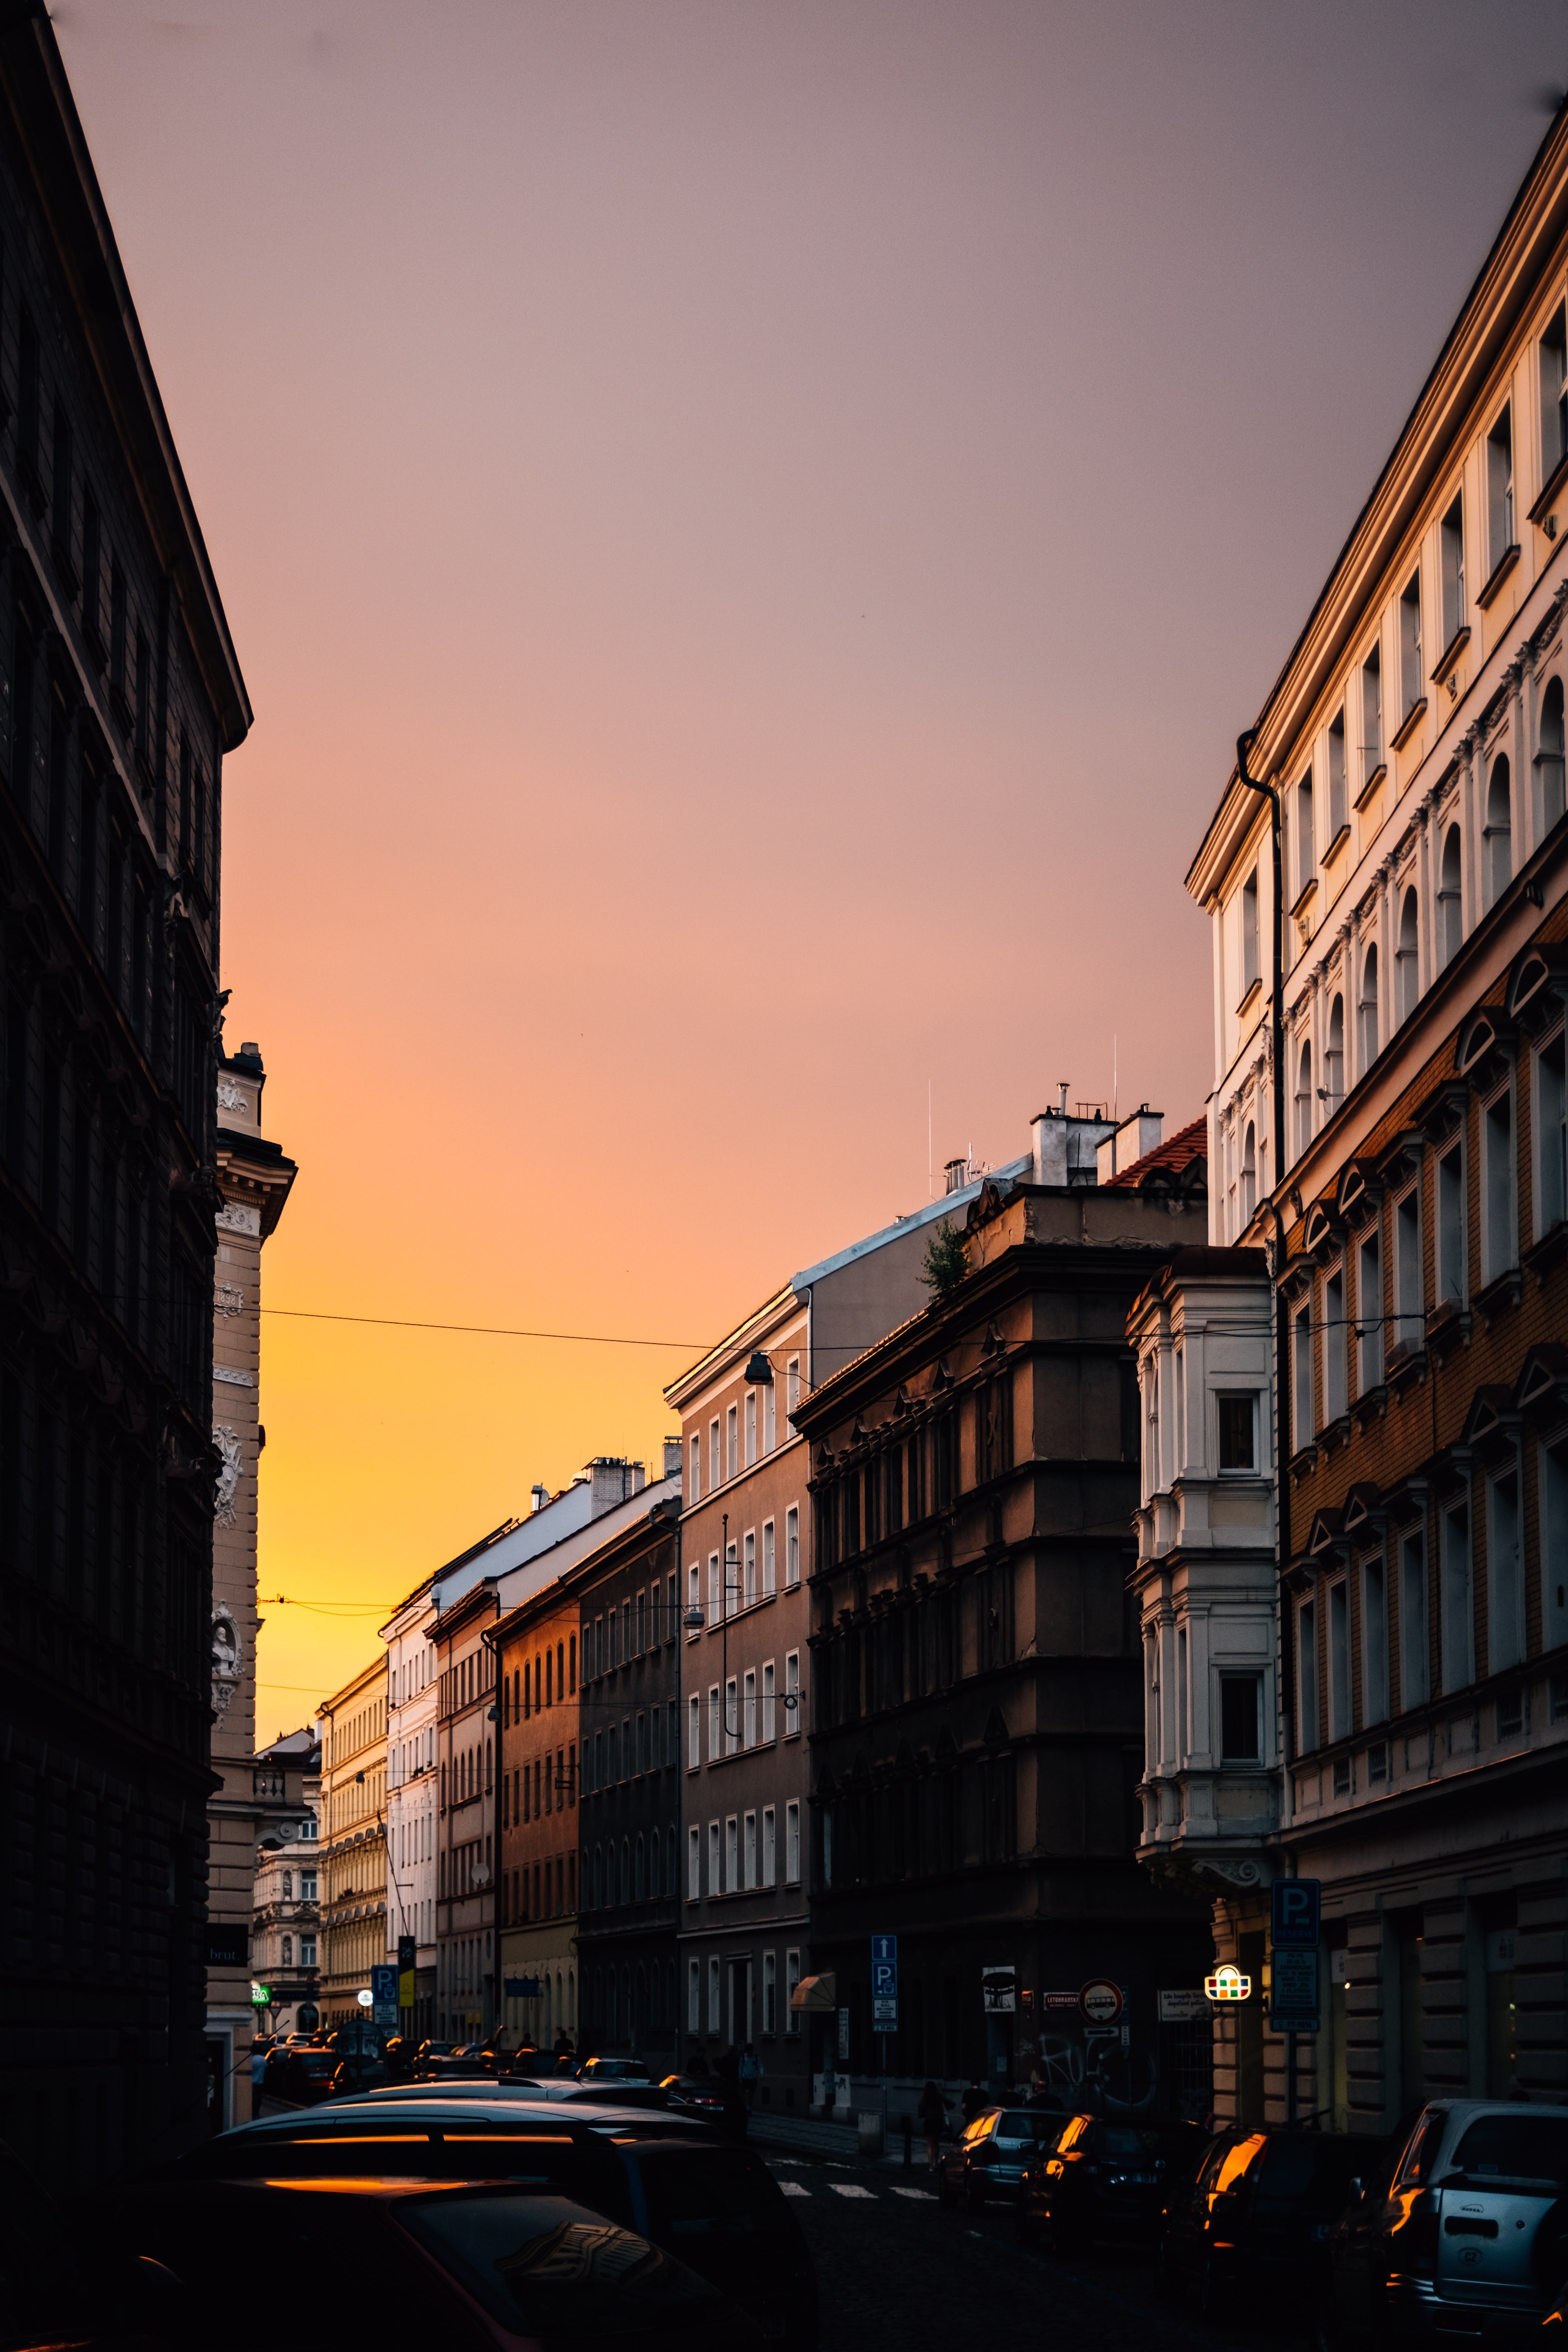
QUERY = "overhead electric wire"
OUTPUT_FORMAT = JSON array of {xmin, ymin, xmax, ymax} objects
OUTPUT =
[{"xmin": 260, "ymin": 1307, "xmax": 704, "ymax": 1349}]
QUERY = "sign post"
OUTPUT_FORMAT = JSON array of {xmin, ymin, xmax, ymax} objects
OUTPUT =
[
  {"xmin": 398, "ymin": 1934, "xmax": 417, "ymax": 2018},
  {"xmin": 371, "ymin": 1963, "xmax": 398, "ymax": 2028},
  {"xmin": 1269, "ymin": 1879, "xmax": 1322, "ymax": 2124}
]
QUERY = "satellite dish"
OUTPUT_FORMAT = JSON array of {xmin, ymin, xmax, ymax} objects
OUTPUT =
[{"xmin": 471, "ymin": 1863, "xmax": 492, "ymax": 1888}]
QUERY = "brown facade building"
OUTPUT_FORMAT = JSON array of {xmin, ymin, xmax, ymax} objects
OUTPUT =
[
  {"xmin": 436, "ymin": 1580, "xmax": 502, "ymax": 2039},
  {"xmin": 795, "ymin": 1128, "xmax": 1213, "ymax": 2107},
  {"xmin": 496, "ymin": 1578, "xmax": 584, "ymax": 2052}
]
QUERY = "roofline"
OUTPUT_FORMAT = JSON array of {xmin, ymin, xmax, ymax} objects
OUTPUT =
[
  {"xmin": 318, "ymin": 1651, "xmax": 387, "ymax": 1716},
  {"xmin": 1, "ymin": 7, "xmax": 252, "ymax": 747},
  {"xmin": 663, "ymin": 1283, "xmax": 800, "ymax": 1411},
  {"xmin": 789, "ymin": 1156, "xmax": 1032, "ymax": 1295},
  {"xmin": 1186, "ymin": 94, "xmax": 1568, "ymax": 900}
]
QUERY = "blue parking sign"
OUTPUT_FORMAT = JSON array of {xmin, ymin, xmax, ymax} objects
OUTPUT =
[
  {"xmin": 871, "ymin": 1934, "xmax": 898, "ymax": 2028},
  {"xmin": 1271, "ymin": 1879, "xmax": 1321, "ymax": 1949}
]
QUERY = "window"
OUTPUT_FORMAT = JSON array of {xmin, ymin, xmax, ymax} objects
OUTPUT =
[
  {"xmin": 1240, "ymin": 1121, "xmax": 1257, "ymax": 1225},
  {"xmin": 1328, "ymin": 1580, "xmax": 1351, "ymax": 1743},
  {"xmin": 726, "ymin": 1404, "xmax": 738, "ymax": 1480},
  {"xmin": 1294, "ymin": 773, "xmax": 1315, "ymax": 899},
  {"xmin": 1324, "ymin": 993, "xmax": 1345, "ymax": 1108},
  {"xmin": 1293, "ymin": 1303, "xmax": 1314, "ymax": 1451},
  {"xmin": 785, "ymin": 1651, "xmax": 800, "ymax": 1736},
  {"xmin": 786, "ymin": 1948, "xmax": 801, "ymax": 2032},
  {"xmin": 1490, "ymin": 1460, "xmax": 1525, "ymax": 1674},
  {"xmin": 1485, "ymin": 756, "xmax": 1512, "ymax": 905},
  {"xmin": 687, "ymin": 1825, "xmax": 700, "ymax": 1898},
  {"xmin": 786, "ymin": 1800, "xmax": 801, "ymax": 1883},
  {"xmin": 1400, "ymin": 570, "xmax": 1424, "ymax": 720},
  {"xmin": 1327, "ymin": 708, "xmax": 1347, "ymax": 841},
  {"xmin": 1438, "ymin": 824, "xmax": 1463, "ymax": 967},
  {"xmin": 765, "ymin": 1382, "xmax": 776, "ymax": 1451},
  {"xmin": 1539, "ymin": 1032, "xmax": 1568, "ymax": 1232},
  {"xmin": 763, "ymin": 1518, "xmax": 776, "ymax": 1594},
  {"xmin": 708, "ymin": 1820, "xmax": 720, "ymax": 1895},
  {"xmin": 708, "ymin": 1418, "xmax": 719, "ymax": 1490},
  {"xmin": 687, "ymin": 1562, "xmax": 700, "ymax": 1631},
  {"xmin": 762, "ymin": 1804, "xmax": 776, "ymax": 1886},
  {"xmin": 1217, "ymin": 1394, "xmax": 1256, "ymax": 1471},
  {"xmin": 1359, "ymin": 945, "xmax": 1379, "ymax": 1068},
  {"xmin": 708, "ymin": 1552, "xmax": 720, "ymax": 1621},
  {"xmin": 301, "ymin": 1870, "xmax": 317, "ymax": 1902},
  {"xmin": 787, "ymin": 1355, "xmax": 800, "ymax": 1413},
  {"xmin": 1362, "ymin": 643, "xmax": 1383, "ymax": 783},
  {"xmin": 1542, "ymin": 1440, "xmax": 1568, "ymax": 1651},
  {"xmin": 1440, "ymin": 493, "xmax": 1466, "ymax": 651},
  {"xmin": 708, "ymin": 1956, "xmax": 721, "ymax": 2031},
  {"xmin": 785, "ymin": 1506, "xmax": 800, "ymax": 1587},
  {"xmin": 1541, "ymin": 676, "xmax": 1566, "ymax": 832},
  {"xmin": 688, "ymin": 1958, "xmax": 701, "ymax": 2028},
  {"xmin": 762, "ymin": 1659, "xmax": 775, "ymax": 1741},
  {"xmin": 708, "ymin": 1686, "xmax": 720, "ymax": 1760},
  {"xmin": 1220, "ymin": 1672, "xmax": 1261, "ymax": 1763},
  {"xmin": 1396, "ymin": 888, "xmax": 1420, "ymax": 1025},
  {"xmin": 725, "ymin": 1816, "xmax": 739, "ymax": 1887},
  {"xmin": 1324, "ymin": 1267, "xmax": 1347, "ymax": 1426},
  {"xmin": 742, "ymin": 1669, "xmax": 756, "ymax": 1746},
  {"xmin": 745, "ymin": 1391, "xmax": 757, "ymax": 1467},
  {"xmin": 300, "ymin": 1934, "xmax": 316, "ymax": 1968},
  {"xmin": 1487, "ymin": 402, "xmax": 1515, "ymax": 569},
  {"xmin": 687, "ymin": 1692, "xmax": 700, "ymax": 1767},
  {"xmin": 1298, "ymin": 1598, "xmax": 1319, "ymax": 1752},
  {"xmin": 743, "ymin": 1810, "xmax": 757, "ymax": 1889},
  {"xmin": 689, "ymin": 1434, "xmax": 701, "ymax": 1504},
  {"xmin": 763, "ymin": 1948, "xmax": 777, "ymax": 2034},
  {"xmin": 1357, "ymin": 1233, "xmax": 1383, "ymax": 1391},
  {"xmin": 1543, "ymin": 300, "xmax": 1568, "ymax": 482},
  {"xmin": 1240, "ymin": 867, "xmax": 1259, "ymax": 993},
  {"xmin": 1433, "ymin": 1143, "xmax": 1462, "ymax": 1307},
  {"xmin": 1483, "ymin": 1087, "xmax": 1516, "ymax": 1282},
  {"xmin": 1295, "ymin": 1040, "xmax": 1313, "ymax": 1156},
  {"xmin": 1401, "ymin": 1527, "xmax": 1429, "ymax": 1708},
  {"xmin": 743, "ymin": 1529, "xmax": 756, "ymax": 1606},
  {"xmin": 1362, "ymin": 1553, "xmax": 1389, "ymax": 1726}
]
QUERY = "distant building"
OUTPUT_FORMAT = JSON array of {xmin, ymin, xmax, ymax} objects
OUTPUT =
[
  {"xmin": 204, "ymin": 1043, "xmax": 295, "ymax": 2127},
  {"xmin": 1179, "ymin": 106, "xmax": 1568, "ymax": 2128},
  {"xmin": 319, "ymin": 1658, "xmax": 387, "ymax": 2021},
  {"xmin": 496, "ymin": 1573, "xmax": 588, "ymax": 2053},
  {"xmin": 383, "ymin": 1578, "xmax": 440, "ymax": 2039},
  {"xmin": 250, "ymin": 1730, "xmax": 323, "ymax": 2039},
  {"xmin": 794, "ymin": 1113, "xmax": 1212, "ymax": 2110},
  {"xmin": 0, "ymin": 13, "xmax": 252, "ymax": 2181}
]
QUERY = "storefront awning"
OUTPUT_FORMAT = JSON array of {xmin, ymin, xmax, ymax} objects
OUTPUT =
[{"xmin": 790, "ymin": 1971, "xmax": 837, "ymax": 2013}]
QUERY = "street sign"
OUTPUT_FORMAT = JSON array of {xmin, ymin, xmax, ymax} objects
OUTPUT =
[
  {"xmin": 1271, "ymin": 1878, "xmax": 1321, "ymax": 1949},
  {"xmin": 837, "ymin": 2007, "xmax": 850, "ymax": 2061},
  {"xmin": 1204, "ymin": 1963, "xmax": 1252, "ymax": 2003},
  {"xmin": 1079, "ymin": 1978, "xmax": 1123, "ymax": 2026},
  {"xmin": 871, "ymin": 1934, "xmax": 899, "ymax": 2028},
  {"xmin": 371, "ymin": 1963, "xmax": 398, "ymax": 2026},
  {"xmin": 1268, "ymin": 1948, "xmax": 1319, "ymax": 2033},
  {"xmin": 981, "ymin": 1966, "xmax": 1017, "ymax": 2015},
  {"xmin": 398, "ymin": 1934, "xmax": 417, "ymax": 2011},
  {"xmin": 505, "ymin": 1975, "xmax": 541, "ymax": 1999},
  {"xmin": 250, "ymin": 1982, "xmax": 272, "ymax": 2009},
  {"xmin": 1157, "ymin": 1988, "xmax": 1208, "ymax": 2022}
]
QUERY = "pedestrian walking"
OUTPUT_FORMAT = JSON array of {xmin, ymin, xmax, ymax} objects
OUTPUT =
[
  {"xmin": 739, "ymin": 2041, "xmax": 761, "ymax": 2110},
  {"xmin": 250, "ymin": 2035, "xmax": 269, "ymax": 2119},
  {"xmin": 918, "ymin": 2079, "xmax": 947, "ymax": 2173}
]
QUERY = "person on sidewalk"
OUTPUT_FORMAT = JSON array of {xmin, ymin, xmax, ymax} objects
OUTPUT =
[
  {"xmin": 960, "ymin": 2076, "xmax": 988, "ymax": 2126},
  {"xmin": 918, "ymin": 2080, "xmax": 947, "ymax": 2173},
  {"xmin": 739, "ymin": 2042, "xmax": 761, "ymax": 2109}
]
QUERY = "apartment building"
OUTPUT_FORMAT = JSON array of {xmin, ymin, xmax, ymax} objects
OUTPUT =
[
  {"xmin": 435, "ymin": 1581, "xmax": 502, "ymax": 2041},
  {"xmin": 496, "ymin": 1577, "xmax": 585, "ymax": 2052},
  {"xmin": 319, "ymin": 1659, "xmax": 387, "ymax": 2021},
  {"xmin": 795, "ymin": 1114, "xmax": 1212, "ymax": 2106},
  {"xmin": 1175, "ymin": 105, "xmax": 1568, "ymax": 2127},
  {"xmin": 251, "ymin": 1731, "xmax": 323, "ymax": 2040},
  {"xmin": 383, "ymin": 1577, "xmax": 440, "ymax": 2037}
]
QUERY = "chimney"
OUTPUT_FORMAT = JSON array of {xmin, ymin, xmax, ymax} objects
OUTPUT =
[
  {"xmin": 587, "ymin": 1456, "xmax": 645, "ymax": 1515},
  {"xmin": 530, "ymin": 1482, "xmax": 549, "ymax": 1515},
  {"xmin": 1096, "ymin": 1105, "xmax": 1164, "ymax": 1186},
  {"xmin": 943, "ymin": 1156, "xmax": 968, "ymax": 1196},
  {"xmin": 662, "ymin": 1436, "xmax": 684, "ymax": 1483}
]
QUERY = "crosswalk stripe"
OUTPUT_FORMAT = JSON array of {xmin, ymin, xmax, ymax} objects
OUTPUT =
[
  {"xmin": 779, "ymin": 2181, "xmax": 810, "ymax": 2197},
  {"xmin": 831, "ymin": 2183, "xmax": 875, "ymax": 2198},
  {"xmin": 890, "ymin": 2186, "xmax": 935, "ymax": 2200}
]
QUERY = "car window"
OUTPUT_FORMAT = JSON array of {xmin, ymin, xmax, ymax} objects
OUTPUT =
[
  {"xmin": 1056, "ymin": 2116, "xmax": 1089, "ymax": 2151},
  {"xmin": 637, "ymin": 2151, "xmax": 792, "ymax": 2240},
  {"xmin": 996, "ymin": 2113, "xmax": 1055, "ymax": 2139},
  {"xmin": 1094, "ymin": 2128, "xmax": 1146, "ymax": 2159},
  {"xmin": 399, "ymin": 2193, "xmax": 722, "ymax": 2337},
  {"xmin": 1449, "ymin": 2116, "xmax": 1568, "ymax": 2184},
  {"xmin": 1213, "ymin": 2134, "xmax": 1267, "ymax": 2195},
  {"xmin": 1395, "ymin": 2110, "xmax": 1445, "ymax": 2188}
]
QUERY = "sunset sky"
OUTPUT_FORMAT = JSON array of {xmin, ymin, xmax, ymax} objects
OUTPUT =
[{"xmin": 56, "ymin": 0, "xmax": 1567, "ymax": 1724}]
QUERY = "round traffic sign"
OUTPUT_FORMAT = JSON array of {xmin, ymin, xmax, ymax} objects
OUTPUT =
[{"xmin": 1079, "ymin": 1977, "xmax": 1123, "ymax": 2025}]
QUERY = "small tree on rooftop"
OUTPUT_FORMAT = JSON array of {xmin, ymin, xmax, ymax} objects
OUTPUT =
[{"xmin": 920, "ymin": 1219, "xmax": 968, "ymax": 1302}]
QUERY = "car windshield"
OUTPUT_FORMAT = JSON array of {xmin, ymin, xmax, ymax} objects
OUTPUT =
[
  {"xmin": 996, "ymin": 2113, "xmax": 1058, "ymax": 2139},
  {"xmin": 637, "ymin": 2151, "xmax": 792, "ymax": 2242},
  {"xmin": 1449, "ymin": 2116, "xmax": 1568, "ymax": 2185},
  {"xmin": 399, "ymin": 2193, "xmax": 721, "ymax": 2337},
  {"xmin": 1097, "ymin": 2128, "xmax": 1151, "ymax": 2158}
]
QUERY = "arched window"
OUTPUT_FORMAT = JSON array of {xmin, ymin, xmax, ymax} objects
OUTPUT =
[
  {"xmin": 1359, "ymin": 944, "xmax": 1379, "ymax": 1068},
  {"xmin": 1485, "ymin": 754, "xmax": 1512, "ymax": 904},
  {"xmin": 1541, "ymin": 676, "xmax": 1565, "ymax": 831},
  {"xmin": 649, "ymin": 1827, "xmax": 660, "ymax": 1896},
  {"xmin": 621, "ymin": 1838, "xmax": 631, "ymax": 1904},
  {"xmin": 1295, "ymin": 1041, "xmax": 1313, "ymax": 1156},
  {"xmin": 1324, "ymin": 996, "xmax": 1345, "ymax": 1108},
  {"xmin": 1240, "ymin": 1121, "xmax": 1256, "ymax": 1225},
  {"xmin": 592, "ymin": 1843, "xmax": 602, "ymax": 1907},
  {"xmin": 1438, "ymin": 824, "xmax": 1463, "ymax": 967},
  {"xmin": 634, "ymin": 1833, "xmax": 645, "ymax": 1901},
  {"xmin": 1397, "ymin": 887, "xmax": 1420, "ymax": 1023}
]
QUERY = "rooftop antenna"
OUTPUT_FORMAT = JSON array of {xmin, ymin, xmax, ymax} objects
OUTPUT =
[
  {"xmin": 1113, "ymin": 1034, "xmax": 1118, "ymax": 1125},
  {"xmin": 928, "ymin": 1080, "xmax": 933, "ymax": 1200}
]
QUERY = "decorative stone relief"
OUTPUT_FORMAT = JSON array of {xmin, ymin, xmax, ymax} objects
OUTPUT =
[
  {"xmin": 213, "ymin": 1363, "xmax": 255, "ymax": 1388},
  {"xmin": 215, "ymin": 1201, "xmax": 261, "ymax": 1237},
  {"xmin": 216, "ymin": 1080, "xmax": 248, "ymax": 1113},
  {"xmin": 214, "ymin": 1425, "xmax": 243, "ymax": 1525},
  {"xmin": 211, "ymin": 1597, "xmax": 242, "ymax": 1708},
  {"xmin": 215, "ymin": 1282, "xmax": 245, "ymax": 1318}
]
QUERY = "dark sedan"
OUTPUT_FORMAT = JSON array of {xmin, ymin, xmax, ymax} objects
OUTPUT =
[
  {"xmin": 660, "ymin": 2076, "xmax": 728, "ymax": 2128},
  {"xmin": 939, "ymin": 2107, "xmax": 1063, "ymax": 2210},
  {"xmin": 1018, "ymin": 2114, "xmax": 1206, "ymax": 2251},
  {"xmin": 260, "ymin": 2043, "xmax": 341, "ymax": 2107},
  {"xmin": 105, "ymin": 2178, "xmax": 761, "ymax": 2352},
  {"xmin": 1159, "ymin": 2126, "xmax": 1388, "ymax": 2320}
]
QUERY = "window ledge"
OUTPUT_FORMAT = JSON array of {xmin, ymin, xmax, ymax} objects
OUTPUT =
[
  {"xmin": 1323, "ymin": 823, "xmax": 1352, "ymax": 866},
  {"xmin": 1424, "ymin": 1299, "xmax": 1471, "ymax": 1356},
  {"xmin": 1235, "ymin": 976, "xmax": 1263, "ymax": 1019},
  {"xmin": 1474, "ymin": 1265, "xmax": 1524, "ymax": 1326},
  {"xmin": 1288, "ymin": 878, "xmax": 1319, "ymax": 921},
  {"xmin": 1354, "ymin": 763, "xmax": 1387, "ymax": 812},
  {"xmin": 1351, "ymin": 1384, "xmax": 1388, "ymax": 1432},
  {"xmin": 1529, "ymin": 449, "xmax": 1568, "ymax": 525},
  {"xmin": 1430, "ymin": 625, "xmax": 1471, "ymax": 685},
  {"xmin": 1392, "ymin": 697, "xmax": 1428, "ymax": 753},
  {"xmin": 1523, "ymin": 1220, "xmax": 1568, "ymax": 1282},
  {"xmin": 1387, "ymin": 1338, "xmax": 1429, "ymax": 1393},
  {"xmin": 1287, "ymin": 1443, "xmax": 1319, "ymax": 1481},
  {"xmin": 1476, "ymin": 543, "xmax": 1521, "ymax": 610}
]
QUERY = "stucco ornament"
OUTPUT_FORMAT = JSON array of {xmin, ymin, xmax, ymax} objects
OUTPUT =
[
  {"xmin": 214, "ymin": 1423, "xmax": 243, "ymax": 1525},
  {"xmin": 211, "ymin": 1605, "xmax": 242, "ymax": 1712}
]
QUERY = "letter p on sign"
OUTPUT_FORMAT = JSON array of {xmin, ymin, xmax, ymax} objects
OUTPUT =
[{"xmin": 1270, "ymin": 1879, "xmax": 1321, "ymax": 1949}]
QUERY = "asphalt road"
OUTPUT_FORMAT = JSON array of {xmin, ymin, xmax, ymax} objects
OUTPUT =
[{"xmin": 763, "ymin": 2152, "xmax": 1289, "ymax": 2352}]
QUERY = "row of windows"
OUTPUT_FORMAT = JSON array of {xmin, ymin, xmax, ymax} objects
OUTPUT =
[
  {"xmin": 688, "ymin": 1359, "xmax": 802, "ymax": 1502},
  {"xmin": 813, "ymin": 1567, "xmax": 1014, "ymax": 1728},
  {"xmin": 687, "ymin": 1949, "xmax": 802, "ymax": 2037},
  {"xmin": 584, "ymin": 1829, "xmax": 676, "ymax": 1910},
  {"xmin": 503, "ymin": 1853, "xmax": 576, "ymax": 1923},
  {"xmin": 818, "ymin": 1752, "xmax": 1017, "ymax": 1885},
  {"xmin": 502, "ymin": 1746, "xmax": 577, "ymax": 1824},
  {"xmin": 325, "ymin": 1699, "xmax": 386, "ymax": 1769},
  {"xmin": 686, "ymin": 1654, "xmax": 802, "ymax": 1763},
  {"xmin": 440, "ymin": 1645, "xmax": 493, "ymax": 1720},
  {"xmin": 273, "ymin": 1930, "xmax": 318, "ymax": 1968},
  {"xmin": 585, "ymin": 1707, "xmax": 674, "ymax": 1790},
  {"xmin": 815, "ymin": 1388, "xmax": 1013, "ymax": 1572},
  {"xmin": 1291, "ymin": 1033, "xmax": 1567, "ymax": 1444},
  {"xmin": 685, "ymin": 1801, "xmax": 802, "ymax": 1898},
  {"xmin": 585, "ymin": 1576, "xmax": 679, "ymax": 1676},
  {"xmin": 389, "ymin": 1729, "xmax": 435, "ymax": 1788},
  {"xmin": 685, "ymin": 1509, "xmax": 800, "ymax": 1628},
  {"xmin": 1295, "ymin": 1435, "xmax": 1568, "ymax": 1759},
  {"xmin": 442, "ymin": 1738, "xmax": 492, "ymax": 1810},
  {"xmin": 1144, "ymin": 1642, "xmax": 1265, "ymax": 1769}
]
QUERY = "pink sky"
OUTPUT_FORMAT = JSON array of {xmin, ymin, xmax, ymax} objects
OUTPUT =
[{"xmin": 54, "ymin": 0, "xmax": 1566, "ymax": 1716}]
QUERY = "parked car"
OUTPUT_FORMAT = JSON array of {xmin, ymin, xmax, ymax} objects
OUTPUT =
[
  {"xmin": 416, "ymin": 2040, "xmax": 493, "ymax": 2082},
  {"xmin": 353, "ymin": 2080, "xmax": 692, "ymax": 2122},
  {"xmin": 1315, "ymin": 2102, "xmax": 1568, "ymax": 2349},
  {"xmin": 1017, "ymin": 2113, "xmax": 1205, "ymax": 2251},
  {"xmin": 577, "ymin": 2055, "xmax": 654, "ymax": 2086},
  {"xmin": 939, "ymin": 2107, "xmax": 1063, "ymax": 2210},
  {"xmin": 660, "ymin": 2076, "xmax": 728, "ymax": 2128},
  {"xmin": 260, "ymin": 2042, "xmax": 341, "ymax": 2107},
  {"xmin": 1159, "ymin": 2126, "xmax": 1389, "ymax": 2318},
  {"xmin": 103, "ymin": 2178, "xmax": 760, "ymax": 2352},
  {"xmin": 158, "ymin": 2105, "xmax": 816, "ymax": 2351}
]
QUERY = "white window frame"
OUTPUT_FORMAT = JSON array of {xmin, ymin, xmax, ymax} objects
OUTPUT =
[
  {"xmin": 763, "ymin": 1948, "xmax": 777, "ymax": 2034},
  {"xmin": 785, "ymin": 1505, "xmax": 800, "ymax": 1588},
  {"xmin": 687, "ymin": 1692, "xmax": 700, "ymax": 1769},
  {"xmin": 763, "ymin": 1519, "xmax": 776, "ymax": 1595},
  {"xmin": 743, "ymin": 1669, "xmax": 757, "ymax": 1747},
  {"xmin": 1535, "ymin": 1026, "xmax": 1567, "ymax": 1237},
  {"xmin": 762, "ymin": 1659, "xmax": 776, "ymax": 1742},
  {"xmin": 745, "ymin": 1390, "xmax": 757, "ymax": 1466},
  {"xmin": 1361, "ymin": 1551, "xmax": 1389, "ymax": 1727},
  {"xmin": 785, "ymin": 1799, "xmax": 801, "ymax": 1884},
  {"xmin": 725, "ymin": 1815, "xmax": 739, "ymax": 1888},
  {"xmin": 743, "ymin": 1810, "xmax": 757, "ymax": 1889},
  {"xmin": 708, "ymin": 1820, "xmax": 720, "ymax": 1895},
  {"xmin": 786, "ymin": 1948, "xmax": 801, "ymax": 2033},
  {"xmin": 762, "ymin": 1804, "xmax": 776, "ymax": 1887},
  {"xmin": 687, "ymin": 1825, "xmax": 701, "ymax": 1899},
  {"xmin": 708, "ymin": 1686, "xmax": 720, "ymax": 1761},
  {"xmin": 785, "ymin": 1651, "xmax": 801, "ymax": 1737},
  {"xmin": 743, "ymin": 1529, "xmax": 757, "ymax": 1606}
]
